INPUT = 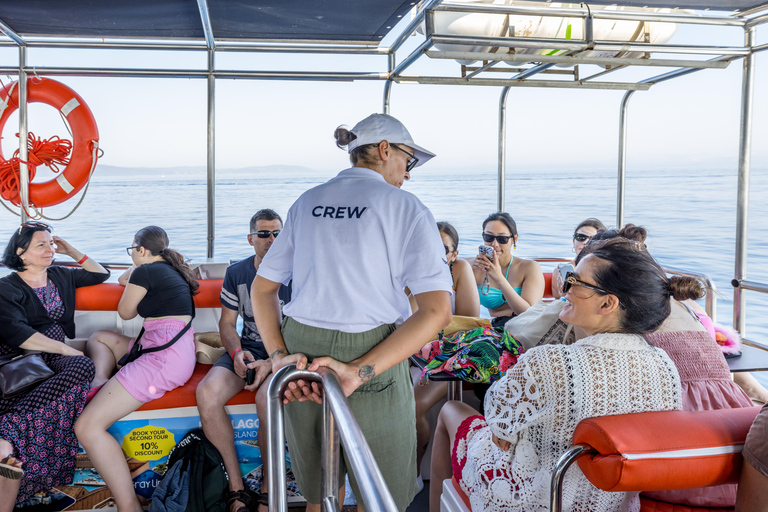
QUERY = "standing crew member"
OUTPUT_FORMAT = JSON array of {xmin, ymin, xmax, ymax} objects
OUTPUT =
[{"xmin": 252, "ymin": 113, "xmax": 452, "ymax": 512}]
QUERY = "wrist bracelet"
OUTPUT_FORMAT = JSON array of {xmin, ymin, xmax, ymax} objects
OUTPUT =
[
  {"xmin": 231, "ymin": 347, "xmax": 243, "ymax": 358},
  {"xmin": 77, "ymin": 255, "xmax": 88, "ymax": 265}
]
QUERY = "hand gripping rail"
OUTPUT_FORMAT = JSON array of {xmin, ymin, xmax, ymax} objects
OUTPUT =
[
  {"xmin": 550, "ymin": 407, "xmax": 761, "ymax": 512},
  {"xmin": 267, "ymin": 365, "xmax": 399, "ymax": 512}
]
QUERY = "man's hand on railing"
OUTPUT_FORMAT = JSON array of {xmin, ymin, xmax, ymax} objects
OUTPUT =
[
  {"xmin": 309, "ymin": 357, "xmax": 373, "ymax": 398},
  {"xmin": 271, "ymin": 352, "xmax": 322, "ymax": 404}
]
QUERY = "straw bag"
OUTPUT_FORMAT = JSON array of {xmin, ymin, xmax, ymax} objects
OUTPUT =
[
  {"xmin": 194, "ymin": 332, "xmax": 225, "ymax": 365},
  {"xmin": 503, "ymin": 300, "xmax": 576, "ymax": 349}
]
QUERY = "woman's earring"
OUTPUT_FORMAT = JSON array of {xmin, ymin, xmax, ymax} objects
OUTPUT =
[
  {"xmin": 513, "ymin": 243, "xmax": 517, "ymax": 250},
  {"xmin": 572, "ymin": 247, "xmax": 576, "ymax": 253}
]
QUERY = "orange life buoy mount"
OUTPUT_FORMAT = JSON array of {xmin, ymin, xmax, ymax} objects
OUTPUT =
[{"xmin": 0, "ymin": 78, "xmax": 99, "ymax": 208}]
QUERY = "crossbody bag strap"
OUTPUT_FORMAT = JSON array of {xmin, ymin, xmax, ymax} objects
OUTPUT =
[{"xmin": 134, "ymin": 292, "xmax": 196, "ymax": 356}]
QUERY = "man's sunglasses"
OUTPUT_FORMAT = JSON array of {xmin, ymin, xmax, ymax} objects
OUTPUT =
[
  {"xmin": 372, "ymin": 143, "xmax": 419, "ymax": 173},
  {"xmin": 18, "ymin": 221, "xmax": 50, "ymax": 234},
  {"xmin": 562, "ymin": 272, "xmax": 625, "ymax": 309},
  {"xmin": 482, "ymin": 233, "xmax": 512, "ymax": 244},
  {"xmin": 250, "ymin": 230, "xmax": 280, "ymax": 239},
  {"xmin": 573, "ymin": 233, "xmax": 592, "ymax": 242}
]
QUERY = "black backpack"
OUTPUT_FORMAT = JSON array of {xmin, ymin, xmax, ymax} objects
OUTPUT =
[{"xmin": 150, "ymin": 428, "xmax": 229, "ymax": 512}]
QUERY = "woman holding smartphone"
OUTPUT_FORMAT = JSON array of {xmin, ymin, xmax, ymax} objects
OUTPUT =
[{"xmin": 470, "ymin": 212, "xmax": 544, "ymax": 327}]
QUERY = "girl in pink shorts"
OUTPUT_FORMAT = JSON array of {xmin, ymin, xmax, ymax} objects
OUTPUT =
[{"xmin": 75, "ymin": 226, "xmax": 198, "ymax": 512}]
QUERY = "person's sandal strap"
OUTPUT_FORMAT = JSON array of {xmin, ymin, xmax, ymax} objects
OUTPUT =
[
  {"xmin": 0, "ymin": 456, "xmax": 24, "ymax": 480},
  {"xmin": 226, "ymin": 490, "xmax": 252, "ymax": 512}
]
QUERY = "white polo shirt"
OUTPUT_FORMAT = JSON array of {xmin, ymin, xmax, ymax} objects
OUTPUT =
[{"xmin": 258, "ymin": 167, "xmax": 452, "ymax": 333}]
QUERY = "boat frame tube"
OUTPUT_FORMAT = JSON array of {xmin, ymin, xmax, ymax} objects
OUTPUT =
[{"xmin": 267, "ymin": 365, "xmax": 398, "ymax": 512}]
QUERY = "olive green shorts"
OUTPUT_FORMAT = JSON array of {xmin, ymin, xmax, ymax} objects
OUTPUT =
[{"xmin": 281, "ymin": 317, "xmax": 417, "ymax": 511}]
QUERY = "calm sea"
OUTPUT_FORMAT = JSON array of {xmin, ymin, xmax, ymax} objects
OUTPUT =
[{"xmin": 2, "ymin": 165, "xmax": 767, "ymax": 344}]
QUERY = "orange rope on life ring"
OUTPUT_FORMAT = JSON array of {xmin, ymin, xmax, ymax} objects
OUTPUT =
[{"xmin": 0, "ymin": 78, "xmax": 99, "ymax": 208}]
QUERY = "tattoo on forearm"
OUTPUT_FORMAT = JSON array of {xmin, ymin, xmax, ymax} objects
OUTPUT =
[
  {"xmin": 270, "ymin": 348, "xmax": 287, "ymax": 359},
  {"xmin": 357, "ymin": 365, "xmax": 376, "ymax": 382}
]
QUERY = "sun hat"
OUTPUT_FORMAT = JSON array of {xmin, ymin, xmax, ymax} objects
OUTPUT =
[{"xmin": 347, "ymin": 113, "xmax": 435, "ymax": 167}]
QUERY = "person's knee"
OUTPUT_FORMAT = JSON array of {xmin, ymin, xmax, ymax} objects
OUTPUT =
[
  {"xmin": 196, "ymin": 374, "xmax": 229, "ymax": 413},
  {"xmin": 255, "ymin": 384, "xmax": 268, "ymax": 418}
]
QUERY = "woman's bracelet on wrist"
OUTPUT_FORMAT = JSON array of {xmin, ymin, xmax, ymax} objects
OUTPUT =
[
  {"xmin": 231, "ymin": 347, "xmax": 243, "ymax": 358},
  {"xmin": 77, "ymin": 254, "xmax": 88, "ymax": 265}
]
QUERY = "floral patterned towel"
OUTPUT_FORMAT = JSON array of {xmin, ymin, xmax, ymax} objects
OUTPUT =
[{"xmin": 414, "ymin": 326, "xmax": 525, "ymax": 384}]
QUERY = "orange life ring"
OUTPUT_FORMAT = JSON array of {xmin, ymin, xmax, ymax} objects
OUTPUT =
[{"xmin": 0, "ymin": 78, "xmax": 99, "ymax": 208}]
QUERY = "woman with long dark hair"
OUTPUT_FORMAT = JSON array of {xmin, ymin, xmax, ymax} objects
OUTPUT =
[
  {"xmin": 0, "ymin": 222, "xmax": 108, "ymax": 510},
  {"xmin": 75, "ymin": 226, "xmax": 198, "ymax": 512}
]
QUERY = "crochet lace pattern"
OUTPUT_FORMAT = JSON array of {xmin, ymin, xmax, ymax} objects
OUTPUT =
[{"xmin": 460, "ymin": 332, "xmax": 682, "ymax": 512}]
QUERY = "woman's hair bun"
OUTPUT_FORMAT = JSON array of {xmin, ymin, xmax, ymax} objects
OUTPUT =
[
  {"xmin": 334, "ymin": 125, "xmax": 357, "ymax": 149},
  {"xmin": 669, "ymin": 275, "xmax": 705, "ymax": 301}
]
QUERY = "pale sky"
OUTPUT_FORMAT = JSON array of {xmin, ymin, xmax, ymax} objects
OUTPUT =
[{"xmin": 0, "ymin": 12, "xmax": 766, "ymax": 174}]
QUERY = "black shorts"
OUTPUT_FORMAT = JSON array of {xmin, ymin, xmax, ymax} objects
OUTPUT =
[{"xmin": 213, "ymin": 339, "xmax": 269, "ymax": 373}]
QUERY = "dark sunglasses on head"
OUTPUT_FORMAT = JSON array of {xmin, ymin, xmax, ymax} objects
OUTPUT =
[
  {"xmin": 573, "ymin": 233, "xmax": 592, "ymax": 242},
  {"xmin": 482, "ymin": 233, "xmax": 512, "ymax": 244},
  {"xmin": 250, "ymin": 230, "xmax": 280, "ymax": 239},
  {"xmin": 18, "ymin": 221, "xmax": 51, "ymax": 234},
  {"xmin": 372, "ymin": 143, "xmax": 419, "ymax": 173},
  {"xmin": 562, "ymin": 272, "xmax": 625, "ymax": 310}
]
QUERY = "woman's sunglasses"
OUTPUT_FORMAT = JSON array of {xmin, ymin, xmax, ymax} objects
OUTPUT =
[
  {"xmin": 563, "ymin": 272, "xmax": 625, "ymax": 309},
  {"xmin": 250, "ymin": 230, "xmax": 280, "ymax": 239},
  {"xmin": 18, "ymin": 221, "xmax": 51, "ymax": 234},
  {"xmin": 482, "ymin": 233, "xmax": 512, "ymax": 244},
  {"xmin": 573, "ymin": 233, "xmax": 592, "ymax": 242}
]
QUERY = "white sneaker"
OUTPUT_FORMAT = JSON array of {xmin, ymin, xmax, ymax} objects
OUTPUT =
[{"xmin": 416, "ymin": 475, "xmax": 424, "ymax": 494}]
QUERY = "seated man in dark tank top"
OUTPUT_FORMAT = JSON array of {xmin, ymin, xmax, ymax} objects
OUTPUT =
[{"xmin": 196, "ymin": 209, "xmax": 291, "ymax": 512}]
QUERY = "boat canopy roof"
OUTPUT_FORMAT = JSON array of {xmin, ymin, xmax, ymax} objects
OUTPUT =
[{"xmin": 0, "ymin": 0, "xmax": 766, "ymax": 45}]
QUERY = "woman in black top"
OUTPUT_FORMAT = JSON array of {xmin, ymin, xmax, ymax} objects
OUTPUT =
[
  {"xmin": 0, "ymin": 222, "xmax": 109, "ymax": 508},
  {"xmin": 75, "ymin": 226, "xmax": 198, "ymax": 512}
]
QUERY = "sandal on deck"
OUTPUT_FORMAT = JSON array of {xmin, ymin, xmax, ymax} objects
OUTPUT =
[
  {"xmin": 226, "ymin": 489, "xmax": 253, "ymax": 512},
  {"xmin": 0, "ymin": 456, "xmax": 24, "ymax": 480},
  {"xmin": 254, "ymin": 493, "xmax": 269, "ymax": 512}
]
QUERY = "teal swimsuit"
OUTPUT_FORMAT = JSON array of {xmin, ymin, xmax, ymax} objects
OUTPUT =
[{"xmin": 478, "ymin": 260, "xmax": 523, "ymax": 310}]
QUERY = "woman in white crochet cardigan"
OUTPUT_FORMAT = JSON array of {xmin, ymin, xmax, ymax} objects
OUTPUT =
[{"xmin": 429, "ymin": 237, "xmax": 703, "ymax": 512}]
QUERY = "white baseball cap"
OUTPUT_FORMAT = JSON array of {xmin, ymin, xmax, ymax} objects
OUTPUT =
[{"xmin": 347, "ymin": 113, "xmax": 435, "ymax": 167}]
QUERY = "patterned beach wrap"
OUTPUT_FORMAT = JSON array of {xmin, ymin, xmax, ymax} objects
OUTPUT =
[{"xmin": 415, "ymin": 326, "xmax": 525, "ymax": 384}]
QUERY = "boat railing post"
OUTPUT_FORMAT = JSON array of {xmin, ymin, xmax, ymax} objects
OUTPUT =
[
  {"xmin": 321, "ymin": 394, "xmax": 341, "ymax": 512},
  {"xmin": 18, "ymin": 45, "xmax": 30, "ymax": 222},
  {"xmin": 549, "ymin": 445, "xmax": 593, "ymax": 512},
  {"xmin": 617, "ymin": 90, "xmax": 635, "ymax": 229},
  {"xmin": 267, "ymin": 365, "xmax": 399, "ymax": 512},
  {"xmin": 733, "ymin": 26, "xmax": 755, "ymax": 335},
  {"xmin": 206, "ymin": 47, "xmax": 216, "ymax": 260},
  {"xmin": 498, "ymin": 86, "xmax": 511, "ymax": 212}
]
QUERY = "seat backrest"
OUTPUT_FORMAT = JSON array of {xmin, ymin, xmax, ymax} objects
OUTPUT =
[
  {"xmin": 573, "ymin": 407, "xmax": 761, "ymax": 492},
  {"xmin": 75, "ymin": 279, "xmax": 224, "ymax": 311}
]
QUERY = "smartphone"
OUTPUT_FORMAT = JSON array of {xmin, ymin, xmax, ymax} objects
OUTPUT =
[
  {"xmin": 559, "ymin": 263, "xmax": 575, "ymax": 284},
  {"xmin": 245, "ymin": 367, "xmax": 255, "ymax": 386},
  {"xmin": 478, "ymin": 245, "xmax": 494, "ymax": 260}
]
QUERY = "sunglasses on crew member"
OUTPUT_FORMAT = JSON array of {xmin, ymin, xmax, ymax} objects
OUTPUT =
[
  {"xmin": 372, "ymin": 143, "xmax": 419, "ymax": 173},
  {"xmin": 18, "ymin": 221, "xmax": 51, "ymax": 234},
  {"xmin": 562, "ymin": 272, "xmax": 626, "ymax": 310},
  {"xmin": 250, "ymin": 230, "xmax": 280, "ymax": 239},
  {"xmin": 482, "ymin": 233, "xmax": 512, "ymax": 244},
  {"xmin": 573, "ymin": 233, "xmax": 592, "ymax": 242}
]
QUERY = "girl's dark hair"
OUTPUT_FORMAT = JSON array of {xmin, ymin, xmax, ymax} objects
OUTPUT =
[
  {"xmin": 134, "ymin": 226, "xmax": 199, "ymax": 295},
  {"xmin": 577, "ymin": 237, "xmax": 703, "ymax": 333},
  {"xmin": 3, "ymin": 223, "xmax": 52, "ymax": 271},
  {"xmin": 482, "ymin": 212, "xmax": 518, "ymax": 237},
  {"xmin": 334, "ymin": 126, "xmax": 379, "ymax": 167},
  {"xmin": 574, "ymin": 217, "xmax": 606, "ymax": 236},
  {"xmin": 589, "ymin": 223, "xmax": 647, "ymax": 244},
  {"xmin": 437, "ymin": 222, "xmax": 459, "ymax": 251}
]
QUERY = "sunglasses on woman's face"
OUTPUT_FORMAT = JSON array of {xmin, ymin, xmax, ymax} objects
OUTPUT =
[
  {"xmin": 482, "ymin": 233, "xmax": 511, "ymax": 244},
  {"xmin": 250, "ymin": 230, "xmax": 280, "ymax": 239},
  {"xmin": 573, "ymin": 233, "xmax": 592, "ymax": 242},
  {"xmin": 563, "ymin": 272, "xmax": 625, "ymax": 309}
]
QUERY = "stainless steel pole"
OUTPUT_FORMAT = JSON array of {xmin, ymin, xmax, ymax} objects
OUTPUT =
[
  {"xmin": 321, "ymin": 396, "xmax": 341, "ymax": 512},
  {"xmin": 18, "ymin": 46, "xmax": 29, "ymax": 222},
  {"xmin": 498, "ymin": 86, "xmax": 511, "ymax": 212},
  {"xmin": 617, "ymin": 90, "xmax": 635, "ymax": 228},
  {"xmin": 206, "ymin": 48, "xmax": 215, "ymax": 259},
  {"xmin": 734, "ymin": 27, "xmax": 755, "ymax": 335},
  {"xmin": 267, "ymin": 366, "xmax": 290, "ymax": 512},
  {"xmin": 383, "ymin": 53, "xmax": 394, "ymax": 115}
]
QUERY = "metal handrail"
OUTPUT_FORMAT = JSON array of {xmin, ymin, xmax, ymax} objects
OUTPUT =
[
  {"xmin": 266, "ymin": 365, "xmax": 399, "ymax": 512},
  {"xmin": 663, "ymin": 266, "xmax": 718, "ymax": 321},
  {"xmin": 550, "ymin": 444, "xmax": 594, "ymax": 512}
]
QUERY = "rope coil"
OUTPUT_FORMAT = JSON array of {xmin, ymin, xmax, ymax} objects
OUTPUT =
[{"xmin": 0, "ymin": 132, "xmax": 72, "ymax": 202}]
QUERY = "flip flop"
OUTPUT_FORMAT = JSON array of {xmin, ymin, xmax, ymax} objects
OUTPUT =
[{"xmin": 0, "ymin": 456, "xmax": 24, "ymax": 480}]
